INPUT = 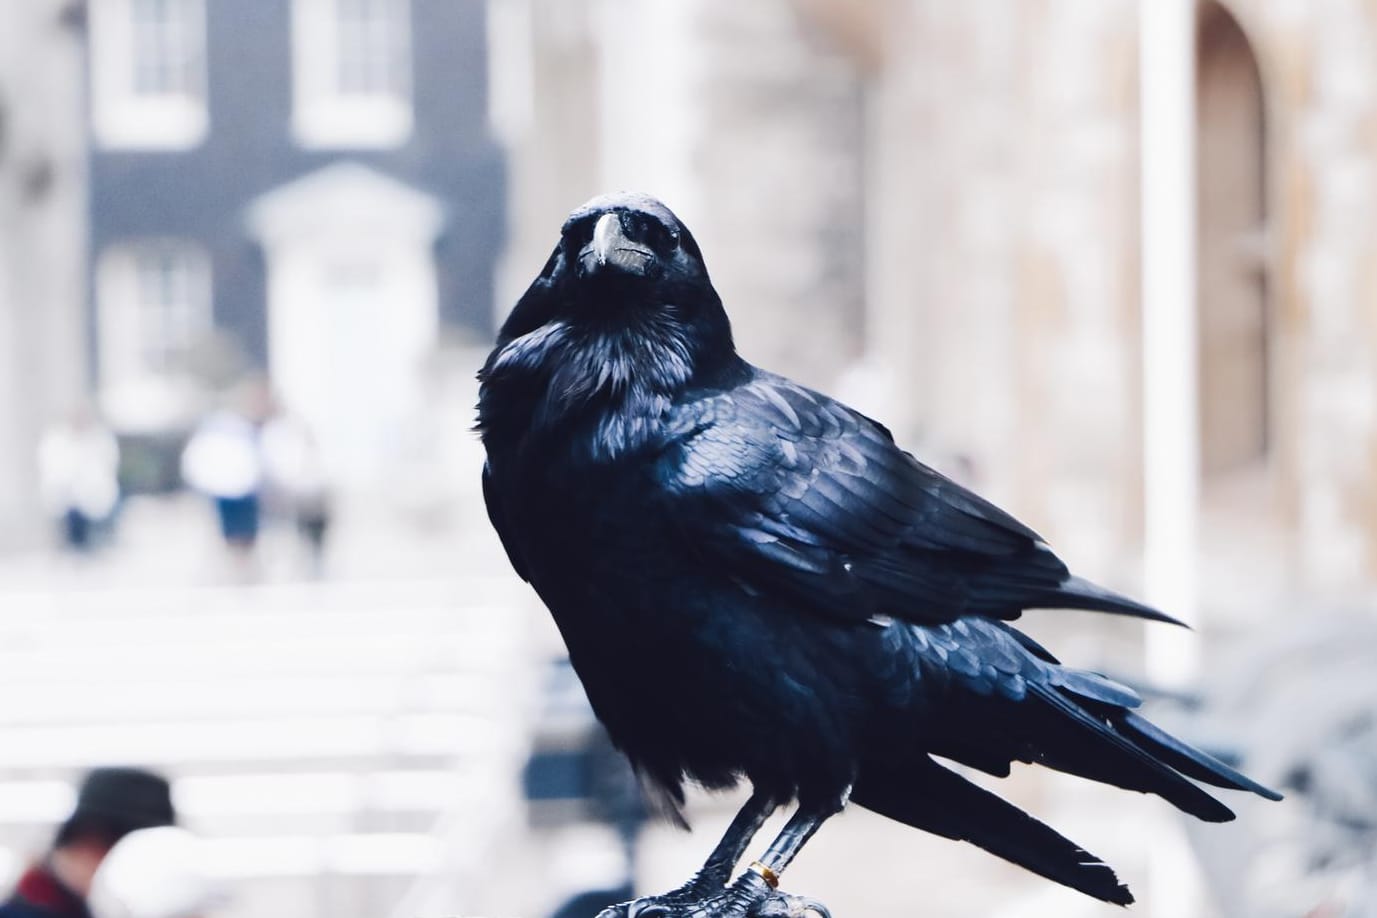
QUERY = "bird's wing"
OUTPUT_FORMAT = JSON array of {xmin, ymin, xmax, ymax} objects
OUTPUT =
[
  {"xmin": 482, "ymin": 460, "xmax": 530, "ymax": 583},
  {"xmin": 656, "ymin": 373, "xmax": 1173, "ymax": 627}
]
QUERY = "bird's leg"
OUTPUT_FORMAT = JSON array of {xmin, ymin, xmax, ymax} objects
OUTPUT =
[
  {"xmin": 722, "ymin": 807, "xmax": 834, "ymax": 918},
  {"xmin": 598, "ymin": 792, "xmax": 775, "ymax": 918},
  {"xmin": 755, "ymin": 805, "xmax": 827, "ymax": 875},
  {"xmin": 633, "ymin": 804, "xmax": 839, "ymax": 918},
  {"xmin": 683, "ymin": 791, "xmax": 778, "ymax": 894}
]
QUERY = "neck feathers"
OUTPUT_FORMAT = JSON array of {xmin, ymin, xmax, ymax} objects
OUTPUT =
[{"xmin": 478, "ymin": 315, "xmax": 710, "ymax": 459}]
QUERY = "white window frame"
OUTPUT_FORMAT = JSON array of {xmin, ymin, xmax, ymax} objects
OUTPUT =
[
  {"xmin": 291, "ymin": 0, "xmax": 414, "ymax": 149},
  {"xmin": 97, "ymin": 240, "xmax": 213, "ymax": 395},
  {"xmin": 89, "ymin": 0, "xmax": 209, "ymax": 150}
]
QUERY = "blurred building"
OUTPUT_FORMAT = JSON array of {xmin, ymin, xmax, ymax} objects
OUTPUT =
[
  {"xmin": 0, "ymin": 1, "xmax": 90, "ymax": 548},
  {"xmin": 85, "ymin": 0, "xmax": 504, "ymax": 483}
]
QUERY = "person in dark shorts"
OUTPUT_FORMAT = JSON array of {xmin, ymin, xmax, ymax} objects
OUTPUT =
[
  {"xmin": 213, "ymin": 492, "xmax": 260, "ymax": 547},
  {"xmin": 261, "ymin": 410, "xmax": 332, "ymax": 576},
  {"xmin": 180, "ymin": 408, "xmax": 263, "ymax": 558}
]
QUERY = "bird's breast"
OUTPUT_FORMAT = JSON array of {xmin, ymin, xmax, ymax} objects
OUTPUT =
[{"xmin": 499, "ymin": 446, "xmax": 660, "ymax": 567}]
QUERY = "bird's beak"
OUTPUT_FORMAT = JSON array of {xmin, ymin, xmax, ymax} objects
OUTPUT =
[
  {"xmin": 581, "ymin": 212, "xmax": 655, "ymax": 278},
  {"xmin": 591, "ymin": 213, "xmax": 620, "ymax": 267}
]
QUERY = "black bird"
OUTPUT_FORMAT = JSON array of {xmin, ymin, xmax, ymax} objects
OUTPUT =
[{"xmin": 478, "ymin": 192, "xmax": 1280, "ymax": 917}]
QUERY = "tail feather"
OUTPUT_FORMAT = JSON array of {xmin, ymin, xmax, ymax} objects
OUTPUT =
[
  {"xmin": 901, "ymin": 618, "xmax": 1279, "ymax": 903},
  {"xmin": 1116, "ymin": 710, "xmax": 1283, "ymax": 800},
  {"xmin": 854, "ymin": 757, "xmax": 1134, "ymax": 906},
  {"xmin": 927, "ymin": 623, "xmax": 1267, "ymax": 827},
  {"xmin": 1027, "ymin": 683, "xmax": 1237, "ymax": 823}
]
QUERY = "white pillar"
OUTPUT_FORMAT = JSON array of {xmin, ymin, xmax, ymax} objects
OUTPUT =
[
  {"xmin": 594, "ymin": 0, "xmax": 701, "ymax": 219},
  {"xmin": 0, "ymin": 0, "xmax": 90, "ymax": 549},
  {"xmin": 1140, "ymin": 5, "xmax": 1209, "ymax": 917},
  {"xmin": 1140, "ymin": 0, "xmax": 1201, "ymax": 685}
]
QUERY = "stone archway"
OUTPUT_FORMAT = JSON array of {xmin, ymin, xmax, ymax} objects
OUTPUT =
[{"xmin": 1196, "ymin": 3, "xmax": 1270, "ymax": 486}]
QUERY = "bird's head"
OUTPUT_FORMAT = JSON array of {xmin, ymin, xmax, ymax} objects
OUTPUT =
[
  {"xmin": 564, "ymin": 192, "xmax": 701, "ymax": 285},
  {"xmin": 484, "ymin": 194, "xmax": 739, "ymax": 420}
]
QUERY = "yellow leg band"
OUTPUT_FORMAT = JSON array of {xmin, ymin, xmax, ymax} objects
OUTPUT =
[{"xmin": 747, "ymin": 860, "xmax": 780, "ymax": 889}]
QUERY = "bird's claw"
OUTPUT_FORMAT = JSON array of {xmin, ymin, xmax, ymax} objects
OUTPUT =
[
  {"xmin": 593, "ymin": 868, "xmax": 722, "ymax": 917},
  {"xmin": 596, "ymin": 872, "xmax": 831, "ymax": 918},
  {"xmin": 754, "ymin": 893, "xmax": 831, "ymax": 918}
]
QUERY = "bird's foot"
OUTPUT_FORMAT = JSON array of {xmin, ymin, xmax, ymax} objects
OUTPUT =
[
  {"xmin": 606, "ymin": 868, "xmax": 722, "ymax": 917},
  {"xmin": 596, "ymin": 872, "xmax": 831, "ymax": 918},
  {"xmin": 587, "ymin": 884, "xmax": 702, "ymax": 916}
]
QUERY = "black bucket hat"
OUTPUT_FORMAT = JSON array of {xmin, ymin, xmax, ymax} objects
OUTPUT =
[{"xmin": 57, "ymin": 767, "xmax": 176, "ymax": 844}]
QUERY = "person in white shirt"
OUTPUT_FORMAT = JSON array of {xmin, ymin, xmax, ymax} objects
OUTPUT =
[
  {"xmin": 37, "ymin": 406, "xmax": 121, "ymax": 552},
  {"xmin": 180, "ymin": 410, "xmax": 263, "ymax": 555}
]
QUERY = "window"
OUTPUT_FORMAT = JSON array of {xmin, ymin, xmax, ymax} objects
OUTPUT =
[
  {"xmin": 98, "ymin": 242, "xmax": 212, "ymax": 392},
  {"xmin": 293, "ymin": 0, "xmax": 413, "ymax": 148},
  {"xmin": 90, "ymin": 0, "xmax": 208, "ymax": 149}
]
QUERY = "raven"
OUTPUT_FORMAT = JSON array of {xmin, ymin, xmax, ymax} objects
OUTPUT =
[{"xmin": 478, "ymin": 192, "xmax": 1280, "ymax": 916}]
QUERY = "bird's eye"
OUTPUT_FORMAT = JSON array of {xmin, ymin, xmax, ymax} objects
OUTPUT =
[
  {"xmin": 563, "ymin": 216, "xmax": 596, "ymax": 252},
  {"xmin": 625, "ymin": 212, "xmax": 678, "ymax": 256}
]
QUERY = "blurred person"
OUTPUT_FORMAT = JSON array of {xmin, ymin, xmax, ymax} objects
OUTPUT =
[
  {"xmin": 180, "ymin": 407, "xmax": 264, "ymax": 561},
  {"xmin": 37, "ymin": 406, "xmax": 121, "ymax": 553},
  {"xmin": 0, "ymin": 768, "xmax": 176, "ymax": 918},
  {"xmin": 87, "ymin": 828, "xmax": 223, "ymax": 918},
  {"xmin": 259, "ymin": 408, "xmax": 332, "ymax": 576}
]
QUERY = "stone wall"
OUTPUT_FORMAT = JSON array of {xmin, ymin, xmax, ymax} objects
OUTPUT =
[
  {"xmin": 1249, "ymin": 0, "xmax": 1377, "ymax": 592},
  {"xmin": 861, "ymin": 1, "xmax": 1143, "ymax": 577},
  {"xmin": 686, "ymin": 0, "xmax": 867, "ymax": 391}
]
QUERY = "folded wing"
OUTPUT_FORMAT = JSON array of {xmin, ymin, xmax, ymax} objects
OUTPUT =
[{"xmin": 658, "ymin": 372, "xmax": 1178, "ymax": 629}]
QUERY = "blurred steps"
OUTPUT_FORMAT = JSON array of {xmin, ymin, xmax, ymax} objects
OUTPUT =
[{"xmin": 0, "ymin": 573, "xmax": 540, "ymax": 918}]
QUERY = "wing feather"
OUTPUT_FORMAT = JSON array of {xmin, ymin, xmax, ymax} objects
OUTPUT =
[{"xmin": 657, "ymin": 372, "xmax": 1174, "ymax": 628}]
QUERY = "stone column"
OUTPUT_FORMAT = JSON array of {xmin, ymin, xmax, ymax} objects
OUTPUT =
[{"xmin": 0, "ymin": 0, "xmax": 89, "ymax": 549}]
